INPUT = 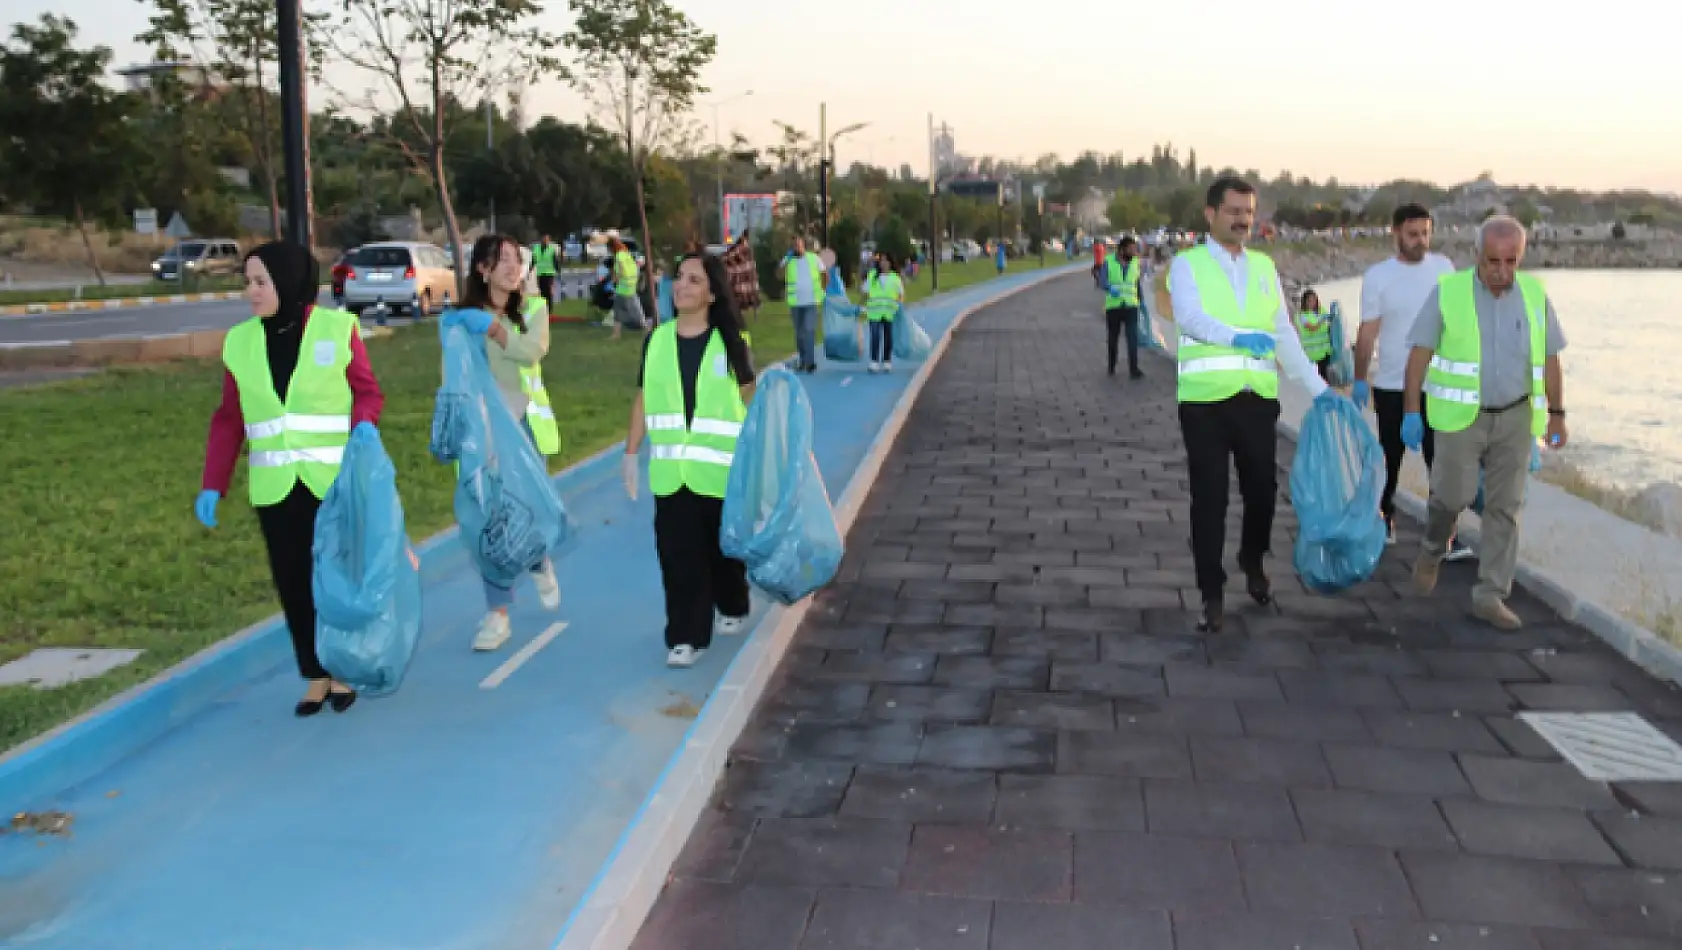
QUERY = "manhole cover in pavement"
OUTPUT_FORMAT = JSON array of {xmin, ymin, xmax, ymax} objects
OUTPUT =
[
  {"xmin": 0, "ymin": 648, "xmax": 144, "ymax": 690},
  {"xmin": 1519, "ymin": 711, "xmax": 1682, "ymax": 782}
]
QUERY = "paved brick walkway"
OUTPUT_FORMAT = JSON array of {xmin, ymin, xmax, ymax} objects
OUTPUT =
[{"xmin": 630, "ymin": 276, "xmax": 1682, "ymax": 950}]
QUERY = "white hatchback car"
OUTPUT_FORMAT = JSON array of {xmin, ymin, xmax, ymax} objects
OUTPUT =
[{"xmin": 341, "ymin": 242, "xmax": 457, "ymax": 319}]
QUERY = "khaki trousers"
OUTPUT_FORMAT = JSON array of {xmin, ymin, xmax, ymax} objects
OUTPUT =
[{"xmin": 1423, "ymin": 403, "xmax": 1532, "ymax": 604}]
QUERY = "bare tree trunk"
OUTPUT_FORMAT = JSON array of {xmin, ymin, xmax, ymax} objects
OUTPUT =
[
  {"xmin": 73, "ymin": 198, "xmax": 107, "ymax": 288},
  {"xmin": 633, "ymin": 168, "xmax": 658, "ymax": 324},
  {"xmin": 252, "ymin": 53, "xmax": 282, "ymax": 240}
]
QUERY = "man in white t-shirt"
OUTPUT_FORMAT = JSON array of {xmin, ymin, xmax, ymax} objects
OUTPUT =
[{"xmin": 1355, "ymin": 203, "xmax": 1468, "ymax": 557}]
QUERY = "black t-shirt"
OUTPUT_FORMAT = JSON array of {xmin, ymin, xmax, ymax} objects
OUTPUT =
[{"xmin": 637, "ymin": 327, "xmax": 755, "ymax": 424}]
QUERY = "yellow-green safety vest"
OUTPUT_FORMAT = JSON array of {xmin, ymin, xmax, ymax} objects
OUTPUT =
[
  {"xmin": 614, "ymin": 250, "xmax": 638, "ymax": 297},
  {"xmin": 531, "ymin": 243, "xmax": 558, "ymax": 277},
  {"xmin": 517, "ymin": 297, "xmax": 559, "ymax": 456},
  {"xmin": 642, "ymin": 324, "xmax": 746, "ymax": 499},
  {"xmin": 1175, "ymin": 244, "xmax": 1280, "ymax": 403},
  {"xmin": 1105, "ymin": 256, "xmax": 1141, "ymax": 308},
  {"xmin": 784, "ymin": 252, "xmax": 825, "ymax": 307},
  {"xmin": 1295, "ymin": 309, "xmax": 1332, "ymax": 361},
  {"xmin": 222, "ymin": 307, "xmax": 357, "ymax": 506},
  {"xmin": 865, "ymin": 272, "xmax": 902, "ymax": 323},
  {"xmin": 1425, "ymin": 270, "xmax": 1548, "ymax": 436}
]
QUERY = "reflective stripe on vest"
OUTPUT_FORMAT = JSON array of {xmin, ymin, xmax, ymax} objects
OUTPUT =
[
  {"xmin": 1105, "ymin": 256, "xmax": 1140, "ymax": 308},
  {"xmin": 865, "ymin": 273, "xmax": 902, "ymax": 321},
  {"xmin": 642, "ymin": 324, "xmax": 745, "ymax": 498},
  {"xmin": 784, "ymin": 252, "xmax": 824, "ymax": 306},
  {"xmin": 516, "ymin": 297, "xmax": 560, "ymax": 455},
  {"xmin": 1425, "ymin": 270, "xmax": 1548, "ymax": 436},
  {"xmin": 1296, "ymin": 310, "xmax": 1332, "ymax": 360},
  {"xmin": 222, "ymin": 308, "xmax": 356, "ymax": 505},
  {"xmin": 1174, "ymin": 244, "xmax": 1280, "ymax": 404}
]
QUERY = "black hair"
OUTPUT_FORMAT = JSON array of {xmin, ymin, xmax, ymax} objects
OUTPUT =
[
  {"xmin": 1299, "ymin": 288, "xmax": 1321, "ymax": 312},
  {"xmin": 677, "ymin": 252, "xmax": 753, "ymax": 382},
  {"xmin": 1120, "ymin": 236, "xmax": 1138, "ymax": 253},
  {"xmin": 1392, "ymin": 203, "xmax": 1432, "ymax": 229},
  {"xmin": 1205, "ymin": 176, "xmax": 1255, "ymax": 209},
  {"xmin": 875, "ymin": 249, "xmax": 899, "ymax": 272},
  {"xmin": 461, "ymin": 233, "xmax": 527, "ymax": 332}
]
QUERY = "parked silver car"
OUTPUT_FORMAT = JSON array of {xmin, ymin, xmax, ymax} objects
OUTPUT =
[{"xmin": 341, "ymin": 242, "xmax": 456, "ymax": 319}]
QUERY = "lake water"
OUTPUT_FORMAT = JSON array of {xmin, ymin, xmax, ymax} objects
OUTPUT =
[{"xmin": 1317, "ymin": 269, "xmax": 1682, "ymax": 494}]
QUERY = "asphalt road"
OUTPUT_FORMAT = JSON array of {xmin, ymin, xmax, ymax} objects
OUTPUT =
[{"xmin": 0, "ymin": 290, "xmax": 341, "ymax": 345}]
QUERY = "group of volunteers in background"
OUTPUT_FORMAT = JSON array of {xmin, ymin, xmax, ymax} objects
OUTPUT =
[{"xmin": 1144, "ymin": 180, "xmax": 1569, "ymax": 634}]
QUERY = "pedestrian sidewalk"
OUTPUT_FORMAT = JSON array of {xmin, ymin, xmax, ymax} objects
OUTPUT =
[{"xmin": 631, "ymin": 276, "xmax": 1682, "ymax": 950}]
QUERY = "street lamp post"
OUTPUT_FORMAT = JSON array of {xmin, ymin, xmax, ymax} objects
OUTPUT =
[
  {"xmin": 818, "ymin": 105, "xmax": 869, "ymax": 249},
  {"xmin": 276, "ymin": 0, "xmax": 311, "ymax": 249},
  {"xmin": 927, "ymin": 113, "xmax": 939, "ymax": 291},
  {"xmin": 708, "ymin": 90, "xmax": 754, "ymax": 244}
]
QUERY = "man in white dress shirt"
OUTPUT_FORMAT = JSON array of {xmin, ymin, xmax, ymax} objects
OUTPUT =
[{"xmin": 1169, "ymin": 177, "xmax": 1341, "ymax": 631}]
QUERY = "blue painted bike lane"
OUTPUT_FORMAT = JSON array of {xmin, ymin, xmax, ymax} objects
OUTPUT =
[{"xmin": 0, "ymin": 267, "xmax": 1079, "ymax": 950}]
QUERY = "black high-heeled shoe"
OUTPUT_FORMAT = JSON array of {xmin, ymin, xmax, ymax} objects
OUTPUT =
[
  {"xmin": 328, "ymin": 686, "xmax": 358, "ymax": 714},
  {"xmin": 295, "ymin": 688, "xmax": 330, "ymax": 718}
]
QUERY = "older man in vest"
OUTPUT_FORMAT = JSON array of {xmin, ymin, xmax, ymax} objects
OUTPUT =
[
  {"xmin": 1170, "ymin": 177, "xmax": 1345, "ymax": 632},
  {"xmin": 783, "ymin": 235, "xmax": 825, "ymax": 373},
  {"xmin": 1402, "ymin": 215, "xmax": 1568, "ymax": 629}
]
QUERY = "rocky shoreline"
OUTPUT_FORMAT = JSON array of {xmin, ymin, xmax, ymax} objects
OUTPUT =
[{"xmin": 1269, "ymin": 235, "xmax": 1682, "ymax": 290}]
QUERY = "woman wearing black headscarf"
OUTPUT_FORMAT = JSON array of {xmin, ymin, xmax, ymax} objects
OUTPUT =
[{"xmin": 197, "ymin": 241, "xmax": 386, "ymax": 716}]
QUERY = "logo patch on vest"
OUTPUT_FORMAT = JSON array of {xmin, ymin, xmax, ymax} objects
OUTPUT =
[
  {"xmin": 713, "ymin": 354, "xmax": 727, "ymax": 376},
  {"xmin": 314, "ymin": 340, "xmax": 337, "ymax": 366}
]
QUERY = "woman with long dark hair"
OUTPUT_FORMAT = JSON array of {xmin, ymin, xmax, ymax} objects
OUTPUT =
[
  {"xmin": 621, "ymin": 253, "xmax": 756, "ymax": 668},
  {"xmin": 196, "ymin": 241, "xmax": 385, "ymax": 716},
  {"xmin": 1294, "ymin": 288, "xmax": 1334, "ymax": 382},
  {"xmin": 454, "ymin": 233, "xmax": 562, "ymax": 652},
  {"xmin": 864, "ymin": 249, "xmax": 905, "ymax": 373}
]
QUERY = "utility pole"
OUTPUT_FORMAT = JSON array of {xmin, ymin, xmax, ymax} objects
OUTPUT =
[
  {"xmin": 276, "ymin": 0, "xmax": 311, "ymax": 249},
  {"xmin": 927, "ymin": 112, "xmax": 938, "ymax": 292},
  {"xmin": 486, "ymin": 96, "xmax": 496, "ymax": 233},
  {"xmin": 709, "ymin": 90, "xmax": 753, "ymax": 244},
  {"xmin": 818, "ymin": 103, "xmax": 828, "ymax": 247}
]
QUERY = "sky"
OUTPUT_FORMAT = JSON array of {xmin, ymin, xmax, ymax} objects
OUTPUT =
[{"xmin": 15, "ymin": 0, "xmax": 1682, "ymax": 195}]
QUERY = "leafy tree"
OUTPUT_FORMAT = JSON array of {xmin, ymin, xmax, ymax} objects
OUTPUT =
[
  {"xmin": 829, "ymin": 214, "xmax": 862, "ymax": 285},
  {"xmin": 0, "ymin": 16, "xmax": 139, "ymax": 285},
  {"xmin": 877, "ymin": 215, "xmax": 913, "ymax": 266},
  {"xmin": 323, "ymin": 0, "xmax": 563, "ymax": 288},
  {"xmin": 564, "ymin": 0, "xmax": 716, "ymax": 321},
  {"xmin": 1106, "ymin": 189, "xmax": 1164, "ymax": 233}
]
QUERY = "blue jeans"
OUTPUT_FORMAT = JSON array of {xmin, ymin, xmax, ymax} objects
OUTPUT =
[
  {"xmin": 868, "ymin": 319, "xmax": 894, "ymax": 362},
  {"xmin": 790, "ymin": 304, "xmax": 818, "ymax": 368},
  {"xmin": 484, "ymin": 417, "xmax": 554, "ymax": 610}
]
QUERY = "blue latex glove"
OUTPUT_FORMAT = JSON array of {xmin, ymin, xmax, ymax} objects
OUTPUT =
[
  {"xmin": 354, "ymin": 420, "xmax": 380, "ymax": 444},
  {"xmin": 194, "ymin": 489, "xmax": 220, "ymax": 529},
  {"xmin": 1401, "ymin": 412, "xmax": 1424, "ymax": 451},
  {"xmin": 604, "ymin": 281, "xmax": 616, "ymax": 294},
  {"xmin": 1351, "ymin": 380, "xmax": 1370, "ymax": 411},
  {"xmin": 1231, "ymin": 332, "xmax": 1276, "ymax": 358}
]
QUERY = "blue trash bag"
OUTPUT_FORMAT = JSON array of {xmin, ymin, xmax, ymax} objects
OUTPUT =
[
  {"xmin": 312, "ymin": 426, "xmax": 424, "ymax": 696},
  {"xmin": 1137, "ymin": 306, "xmax": 1165, "ymax": 352},
  {"xmin": 1325, "ymin": 302, "xmax": 1355, "ymax": 387},
  {"xmin": 432, "ymin": 316, "xmax": 574, "ymax": 588},
  {"xmin": 892, "ymin": 304, "xmax": 933, "ymax": 361},
  {"xmin": 657, "ymin": 274, "xmax": 675, "ymax": 323},
  {"xmin": 720, "ymin": 365, "xmax": 845, "ymax": 605},
  {"xmin": 823, "ymin": 295, "xmax": 862, "ymax": 362},
  {"xmin": 1290, "ymin": 394, "xmax": 1387, "ymax": 594}
]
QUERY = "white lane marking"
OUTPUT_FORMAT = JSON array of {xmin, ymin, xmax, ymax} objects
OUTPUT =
[{"xmin": 479, "ymin": 621, "xmax": 568, "ymax": 689}]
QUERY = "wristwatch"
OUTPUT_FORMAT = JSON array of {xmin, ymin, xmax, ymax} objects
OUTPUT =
[{"xmin": 1548, "ymin": 408, "xmax": 1566, "ymax": 417}]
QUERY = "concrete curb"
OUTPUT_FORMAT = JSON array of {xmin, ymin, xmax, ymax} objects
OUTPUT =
[
  {"xmin": 0, "ymin": 290, "xmax": 246, "ymax": 317},
  {"xmin": 547, "ymin": 265, "xmax": 1085, "ymax": 950},
  {"xmin": 1274, "ymin": 412, "xmax": 1682, "ymax": 688}
]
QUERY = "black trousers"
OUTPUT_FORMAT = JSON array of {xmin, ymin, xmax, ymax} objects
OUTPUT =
[
  {"xmin": 536, "ymin": 275, "xmax": 555, "ymax": 307},
  {"xmin": 654, "ymin": 487, "xmax": 751, "ymax": 649},
  {"xmin": 1179, "ymin": 393, "xmax": 1280, "ymax": 601},
  {"xmin": 255, "ymin": 482, "xmax": 329, "ymax": 681},
  {"xmin": 1373, "ymin": 388, "xmax": 1435, "ymax": 524},
  {"xmin": 1314, "ymin": 356, "xmax": 1331, "ymax": 382},
  {"xmin": 1105, "ymin": 306, "xmax": 1140, "ymax": 374}
]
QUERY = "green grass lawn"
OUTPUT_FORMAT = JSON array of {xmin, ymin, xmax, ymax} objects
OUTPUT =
[{"xmin": 0, "ymin": 257, "xmax": 1061, "ymax": 752}]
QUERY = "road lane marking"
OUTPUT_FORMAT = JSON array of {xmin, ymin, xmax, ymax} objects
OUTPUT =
[{"xmin": 479, "ymin": 621, "xmax": 568, "ymax": 689}]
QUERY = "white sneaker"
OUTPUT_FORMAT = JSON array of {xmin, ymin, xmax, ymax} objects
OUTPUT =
[
  {"xmin": 1385, "ymin": 521, "xmax": 1397, "ymax": 546},
  {"xmin": 868, "ymin": 361, "xmax": 880, "ymax": 373},
  {"xmin": 883, "ymin": 361, "xmax": 893, "ymax": 372},
  {"xmin": 667, "ymin": 645, "xmax": 704, "ymax": 668},
  {"xmin": 473, "ymin": 611, "xmax": 511, "ymax": 652},
  {"xmin": 715, "ymin": 614, "xmax": 747, "ymax": 636},
  {"xmin": 533, "ymin": 562, "xmax": 561, "ymax": 610},
  {"xmin": 1444, "ymin": 538, "xmax": 1477, "ymax": 562}
]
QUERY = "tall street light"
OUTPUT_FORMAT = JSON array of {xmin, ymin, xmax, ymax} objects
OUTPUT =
[
  {"xmin": 708, "ymin": 89, "xmax": 753, "ymax": 243},
  {"xmin": 821, "ymin": 119, "xmax": 869, "ymax": 247}
]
